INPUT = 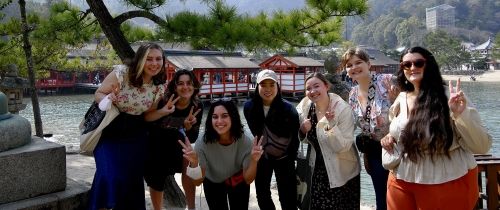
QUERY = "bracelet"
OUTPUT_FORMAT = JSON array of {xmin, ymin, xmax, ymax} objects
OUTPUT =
[{"xmin": 186, "ymin": 163, "xmax": 202, "ymax": 180}]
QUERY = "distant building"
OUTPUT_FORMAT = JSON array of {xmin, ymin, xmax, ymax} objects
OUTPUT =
[
  {"xmin": 426, "ymin": 4, "xmax": 455, "ymax": 31},
  {"xmin": 363, "ymin": 48, "xmax": 399, "ymax": 74}
]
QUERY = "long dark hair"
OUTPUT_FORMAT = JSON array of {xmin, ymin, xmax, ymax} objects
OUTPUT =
[
  {"xmin": 397, "ymin": 46, "xmax": 453, "ymax": 162},
  {"xmin": 165, "ymin": 69, "xmax": 201, "ymax": 104},
  {"xmin": 204, "ymin": 100, "xmax": 244, "ymax": 143},
  {"xmin": 247, "ymin": 83, "xmax": 290, "ymax": 138},
  {"xmin": 127, "ymin": 43, "xmax": 166, "ymax": 87}
]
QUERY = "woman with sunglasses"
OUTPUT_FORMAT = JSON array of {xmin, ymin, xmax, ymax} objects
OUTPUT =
[
  {"xmin": 381, "ymin": 46, "xmax": 491, "ymax": 210},
  {"xmin": 179, "ymin": 99, "xmax": 263, "ymax": 210},
  {"xmin": 340, "ymin": 48, "xmax": 398, "ymax": 210},
  {"xmin": 243, "ymin": 69, "xmax": 300, "ymax": 210},
  {"xmin": 144, "ymin": 69, "xmax": 203, "ymax": 210},
  {"xmin": 89, "ymin": 43, "xmax": 166, "ymax": 210},
  {"xmin": 297, "ymin": 72, "xmax": 361, "ymax": 209}
]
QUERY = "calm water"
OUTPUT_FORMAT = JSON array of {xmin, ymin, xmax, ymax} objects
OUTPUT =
[{"xmin": 18, "ymin": 81, "xmax": 500, "ymax": 206}]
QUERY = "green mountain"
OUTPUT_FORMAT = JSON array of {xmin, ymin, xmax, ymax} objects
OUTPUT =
[{"xmin": 347, "ymin": 0, "xmax": 499, "ymax": 49}]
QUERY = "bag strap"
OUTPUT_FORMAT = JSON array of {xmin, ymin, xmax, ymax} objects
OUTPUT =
[{"xmin": 362, "ymin": 73, "xmax": 377, "ymax": 134}]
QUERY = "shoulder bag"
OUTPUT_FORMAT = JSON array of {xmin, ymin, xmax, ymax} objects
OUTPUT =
[{"xmin": 79, "ymin": 69, "xmax": 122, "ymax": 156}]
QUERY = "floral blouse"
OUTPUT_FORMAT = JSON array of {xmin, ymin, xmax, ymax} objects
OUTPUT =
[
  {"xmin": 114, "ymin": 67, "xmax": 166, "ymax": 115},
  {"xmin": 348, "ymin": 73, "xmax": 393, "ymax": 141}
]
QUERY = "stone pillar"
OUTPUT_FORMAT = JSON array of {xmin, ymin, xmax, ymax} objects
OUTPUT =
[
  {"xmin": 0, "ymin": 64, "xmax": 28, "ymax": 114},
  {"xmin": 0, "ymin": 91, "xmax": 66, "ymax": 205}
]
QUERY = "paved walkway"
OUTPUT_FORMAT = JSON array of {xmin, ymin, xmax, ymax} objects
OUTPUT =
[{"xmin": 66, "ymin": 153, "xmax": 373, "ymax": 210}]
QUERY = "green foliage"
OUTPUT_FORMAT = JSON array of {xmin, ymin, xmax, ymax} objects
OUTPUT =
[
  {"xmin": 349, "ymin": 0, "xmax": 499, "ymax": 48},
  {"xmin": 423, "ymin": 30, "xmax": 471, "ymax": 71},
  {"xmin": 123, "ymin": 0, "xmax": 166, "ymax": 10},
  {"xmin": 492, "ymin": 33, "xmax": 500, "ymax": 61},
  {"xmin": 156, "ymin": 0, "xmax": 368, "ymax": 51},
  {"xmin": 0, "ymin": 1, "xmax": 98, "ymax": 78},
  {"xmin": 121, "ymin": 22, "xmax": 155, "ymax": 42}
]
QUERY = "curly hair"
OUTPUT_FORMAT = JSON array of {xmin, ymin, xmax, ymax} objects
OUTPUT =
[
  {"xmin": 396, "ymin": 46, "xmax": 453, "ymax": 162},
  {"xmin": 126, "ymin": 43, "xmax": 166, "ymax": 87},
  {"xmin": 204, "ymin": 100, "xmax": 244, "ymax": 144}
]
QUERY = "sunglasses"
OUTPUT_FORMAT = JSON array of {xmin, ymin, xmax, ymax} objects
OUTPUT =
[
  {"xmin": 400, "ymin": 59, "xmax": 426, "ymax": 70},
  {"xmin": 211, "ymin": 97, "xmax": 233, "ymax": 103}
]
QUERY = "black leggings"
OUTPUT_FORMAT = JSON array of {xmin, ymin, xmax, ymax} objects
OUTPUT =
[{"xmin": 203, "ymin": 178, "xmax": 250, "ymax": 210}]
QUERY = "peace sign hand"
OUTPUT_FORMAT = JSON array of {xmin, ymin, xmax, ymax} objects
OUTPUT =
[
  {"xmin": 178, "ymin": 136, "xmax": 198, "ymax": 166},
  {"xmin": 161, "ymin": 94, "xmax": 180, "ymax": 115},
  {"xmin": 448, "ymin": 79, "xmax": 467, "ymax": 116},
  {"xmin": 184, "ymin": 106, "xmax": 202, "ymax": 131},
  {"xmin": 251, "ymin": 136, "xmax": 264, "ymax": 162},
  {"xmin": 325, "ymin": 101, "xmax": 339, "ymax": 121}
]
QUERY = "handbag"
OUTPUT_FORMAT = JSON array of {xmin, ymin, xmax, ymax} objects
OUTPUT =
[
  {"xmin": 261, "ymin": 125, "xmax": 291, "ymax": 159},
  {"xmin": 79, "ymin": 68, "xmax": 123, "ymax": 156},
  {"xmin": 79, "ymin": 102, "xmax": 119, "ymax": 156},
  {"xmin": 296, "ymin": 142, "xmax": 311, "ymax": 210}
]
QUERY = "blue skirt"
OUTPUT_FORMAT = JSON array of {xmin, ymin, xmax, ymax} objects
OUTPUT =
[{"xmin": 88, "ymin": 113, "xmax": 147, "ymax": 210}]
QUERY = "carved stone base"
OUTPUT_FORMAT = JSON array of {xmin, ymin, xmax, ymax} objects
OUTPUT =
[{"xmin": 0, "ymin": 137, "xmax": 66, "ymax": 204}]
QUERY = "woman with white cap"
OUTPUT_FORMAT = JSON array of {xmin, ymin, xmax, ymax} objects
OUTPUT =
[{"xmin": 244, "ymin": 69, "xmax": 300, "ymax": 210}]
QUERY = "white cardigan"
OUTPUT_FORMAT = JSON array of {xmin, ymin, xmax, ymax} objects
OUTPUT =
[{"xmin": 296, "ymin": 93, "xmax": 361, "ymax": 188}]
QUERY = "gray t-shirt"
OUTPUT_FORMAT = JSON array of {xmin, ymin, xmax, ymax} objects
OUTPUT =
[{"xmin": 195, "ymin": 135, "xmax": 253, "ymax": 183}]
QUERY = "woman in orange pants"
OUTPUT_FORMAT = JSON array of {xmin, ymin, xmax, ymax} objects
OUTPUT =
[{"xmin": 381, "ymin": 46, "xmax": 492, "ymax": 210}]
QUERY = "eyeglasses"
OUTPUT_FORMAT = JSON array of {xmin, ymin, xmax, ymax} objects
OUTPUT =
[
  {"xmin": 211, "ymin": 97, "xmax": 233, "ymax": 103},
  {"xmin": 400, "ymin": 59, "xmax": 426, "ymax": 70}
]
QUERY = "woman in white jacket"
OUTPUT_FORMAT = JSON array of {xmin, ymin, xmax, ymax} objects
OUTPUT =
[{"xmin": 297, "ymin": 72, "xmax": 361, "ymax": 210}]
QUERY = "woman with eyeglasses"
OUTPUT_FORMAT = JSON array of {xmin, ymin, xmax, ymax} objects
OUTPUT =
[
  {"xmin": 296, "ymin": 72, "xmax": 361, "ymax": 209},
  {"xmin": 179, "ymin": 99, "xmax": 264, "ymax": 210},
  {"xmin": 243, "ymin": 69, "xmax": 300, "ymax": 210},
  {"xmin": 89, "ymin": 43, "xmax": 167, "ymax": 210},
  {"xmin": 340, "ymin": 48, "xmax": 399, "ymax": 210},
  {"xmin": 144, "ymin": 69, "xmax": 203, "ymax": 210},
  {"xmin": 381, "ymin": 46, "xmax": 491, "ymax": 210}
]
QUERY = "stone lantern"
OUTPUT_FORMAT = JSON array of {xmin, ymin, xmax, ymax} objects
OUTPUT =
[{"xmin": 0, "ymin": 64, "xmax": 28, "ymax": 114}]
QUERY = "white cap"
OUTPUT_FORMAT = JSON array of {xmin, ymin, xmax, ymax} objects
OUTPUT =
[{"xmin": 256, "ymin": 69, "xmax": 278, "ymax": 84}]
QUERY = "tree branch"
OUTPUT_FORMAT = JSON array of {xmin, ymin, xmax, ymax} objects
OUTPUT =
[{"xmin": 114, "ymin": 10, "xmax": 167, "ymax": 26}]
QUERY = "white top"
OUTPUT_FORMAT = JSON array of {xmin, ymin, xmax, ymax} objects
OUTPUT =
[
  {"xmin": 382, "ymin": 92, "xmax": 492, "ymax": 184},
  {"xmin": 296, "ymin": 93, "xmax": 361, "ymax": 188}
]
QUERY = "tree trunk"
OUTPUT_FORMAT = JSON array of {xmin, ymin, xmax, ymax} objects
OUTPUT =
[
  {"xmin": 19, "ymin": 0, "xmax": 43, "ymax": 137},
  {"xmin": 86, "ymin": 1, "xmax": 187, "ymax": 206},
  {"xmin": 85, "ymin": 0, "xmax": 134, "ymax": 62}
]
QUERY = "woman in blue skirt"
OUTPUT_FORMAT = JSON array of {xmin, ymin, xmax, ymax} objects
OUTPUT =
[{"xmin": 88, "ymin": 43, "xmax": 167, "ymax": 210}]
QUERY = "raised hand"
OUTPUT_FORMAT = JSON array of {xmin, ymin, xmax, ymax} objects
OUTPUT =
[
  {"xmin": 184, "ymin": 106, "xmax": 202, "ymax": 131},
  {"xmin": 380, "ymin": 134, "xmax": 396, "ymax": 154},
  {"xmin": 178, "ymin": 137, "xmax": 198, "ymax": 165},
  {"xmin": 161, "ymin": 94, "xmax": 180, "ymax": 115},
  {"xmin": 108, "ymin": 83, "xmax": 120, "ymax": 103},
  {"xmin": 448, "ymin": 79, "xmax": 467, "ymax": 116},
  {"xmin": 251, "ymin": 136, "xmax": 264, "ymax": 162},
  {"xmin": 300, "ymin": 118, "xmax": 312, "ymax": 134},
  {"xmin": 325, "ymin": 101, "xmax": 339, "ymax": 121},
  {"xmin": 383, "ymin": 77, "xmax": 400, "ymax": 102}
]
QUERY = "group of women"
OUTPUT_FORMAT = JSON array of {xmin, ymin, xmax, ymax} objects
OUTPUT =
[{"xmin": 87, "ymin": 42, "xmax": 491, "ymax": 210}]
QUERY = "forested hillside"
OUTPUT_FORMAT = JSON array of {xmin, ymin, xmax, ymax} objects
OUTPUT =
[{"xmin": 347, "ymin": 0, "xmax": 499, "ymax": 48}]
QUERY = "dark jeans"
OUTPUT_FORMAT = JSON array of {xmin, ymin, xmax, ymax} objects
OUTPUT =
[
  {"xmin": 203, "ymin": 178, "xmax": 250, "ymax": 210},
  {"xmin": 367, "ymin": 155, "xmax": 389, "ymax": 210},
  {"xmin": 256, "ymin": 155, "xmax": 297, "ymax": 210}
]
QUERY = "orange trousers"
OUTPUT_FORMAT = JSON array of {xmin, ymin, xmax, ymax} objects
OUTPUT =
[{"xmin": 387, "ymin": 167, "xmax": 478, "ymax": 210}]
